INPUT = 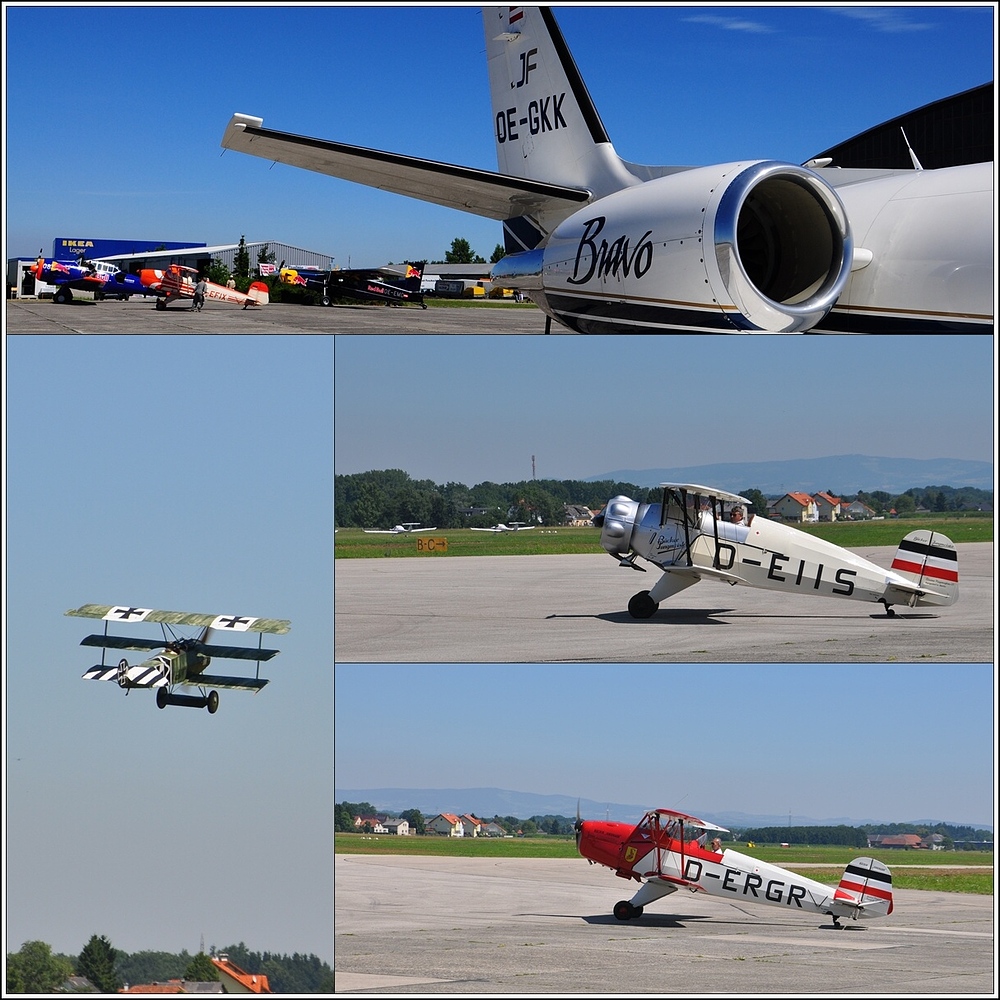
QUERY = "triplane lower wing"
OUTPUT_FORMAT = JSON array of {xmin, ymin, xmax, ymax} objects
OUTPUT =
[
  {"xmin": 575, "ymin": 806, "xmax": 893, "ymax": 928},
  {"xmin": 67, "ymin": 604, "xmax": 291, "ymax": 714}
]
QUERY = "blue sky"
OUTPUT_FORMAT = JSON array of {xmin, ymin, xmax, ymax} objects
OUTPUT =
[
  {"xmin": 334, "ymin": 334, "xmax": 995, "ymax": 485},
  {"xmin": 334, "ymin": 662, "xmax": 995, "ymax": 827},
  {"xmin": 4, "ymin": 4, "xmax": 995, "ymax": 266},
  {"xmin": 5, "ymin": 336, "xmax": 333, "ymax": 962}
]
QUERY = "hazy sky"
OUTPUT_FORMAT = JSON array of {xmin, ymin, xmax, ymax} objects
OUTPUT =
[
  {"xmin": 4, "ymin": 4, "xmax": 994, "ymax": 266},
  {"xmin": 5, "ymin": 336, "xmax": 333, "ymax": 962},
  {"xmin": 334, "ymin": 334, "xmax": 995, "ymax": 485},
  {"xmin": 334, "ymin": 662, "xmax": 994, "ymax": 828}
]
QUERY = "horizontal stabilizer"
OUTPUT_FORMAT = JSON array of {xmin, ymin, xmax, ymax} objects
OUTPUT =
[
  {"xmin": 220, "ymin": 114, "xmax": 591, "ymax": 222},
  {"xmin": 183, "ymin": 674, "xmax": 269, "ymax": 692},
  {"xmin": 66, "ymin": 604, "xmax": 291, "ymax": 634}
]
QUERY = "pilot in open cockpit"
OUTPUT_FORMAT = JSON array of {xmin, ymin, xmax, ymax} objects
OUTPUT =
[{"xmin": 729, "ymin": 505, "xmax": 747, "ymax": 525}]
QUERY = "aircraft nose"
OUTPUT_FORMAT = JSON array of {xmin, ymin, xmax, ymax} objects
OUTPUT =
[{"xmin": 599, "ymin": 496, "xmax": 640, "ymax": 557}]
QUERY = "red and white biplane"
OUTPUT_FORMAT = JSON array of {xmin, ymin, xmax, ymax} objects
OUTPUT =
[
  {"xmin": 139, "ymin": 264, "xmax": 270, "ymax": 310},
  {"xmin": 576, "ymin": 807, "xmax": 893, "ymax": 929}
]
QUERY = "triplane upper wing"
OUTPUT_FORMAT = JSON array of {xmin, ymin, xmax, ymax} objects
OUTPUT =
[
  {"xmin": 66, "ymin": 603, "xmax": 291, "ymax": 633},
  {"xmin": 67, "ymin": 603, "xmax": 291, "ymax": 714}
]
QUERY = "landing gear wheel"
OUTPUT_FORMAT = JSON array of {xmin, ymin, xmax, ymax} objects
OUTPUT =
[
  {"xmin": 156, "ymin": 687, "xmax": 169, "ymax": 710},
  {"xmin": 321, "ymin": 295, "xmax": 331, "ymax": 306},
  {"xmin": 54, "ymin": 287, "xmax": 72, "ymax": 304},
  {"xmin": 613, "ymin": 900, "xmax": 636, "ymax": 921},
  {"xmin": 628, "ymin": 590, "xmax": 658, "ymax": 619},
  {"xmin": 207, "ymin": 690, "xmax": 220, "ymax": 714},
  {"xmin": 886, "ymin": 606, "xmax": 896, "ymax": 618},
  {"xmin": 155, "ymin": 298, "xmax": 166, "ymax": 310}
]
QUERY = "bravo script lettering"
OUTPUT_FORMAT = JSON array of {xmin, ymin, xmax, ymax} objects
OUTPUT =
[{"xmin": 567, "ymin": 217, "xmax": 654, "ymax": 285}]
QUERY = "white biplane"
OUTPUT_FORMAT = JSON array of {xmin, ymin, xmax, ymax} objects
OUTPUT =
[
  {"xmin": 66, "ymin": 604, "xmax": 291, "ymax": 714},
  {"xmin": 594, "ymin": 484, "xmax": 958, "ymax": 618},
  {"xmin": 577, "ymin": 807, "xmax": 893, "ymax": 928}
]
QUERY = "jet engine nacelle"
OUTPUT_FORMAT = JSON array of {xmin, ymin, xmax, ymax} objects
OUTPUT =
[{"xmin": 499, "ymin": 161, "xmax": 853, "ymax": 333}]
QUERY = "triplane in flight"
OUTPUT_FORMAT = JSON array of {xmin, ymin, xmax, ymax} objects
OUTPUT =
[
  {"xmin": 594, "ymin": 484, "xmax": 958, "ymax": 619},
  {"xmin": 66, "ymin": 604, "xmax": 291, "ymax": 714},
  {"xmin": 576, "ymin": 807, "xmax": 893, "ymax": 928}
]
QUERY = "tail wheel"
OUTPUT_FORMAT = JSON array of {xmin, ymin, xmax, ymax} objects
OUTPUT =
[{"xmin": 207, "ymin": 690, "xmax": 220, "ymax": 714}]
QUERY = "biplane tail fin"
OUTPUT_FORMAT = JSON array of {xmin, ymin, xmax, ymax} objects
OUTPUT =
[
  {"xmin": 246, "ymin": 281, "xmax": 269, "ymax": 306},
  {"xmin": 832, "ymin": 857, "xmax": 893, "ymax": 918},
  {"xmin": 888, "ymin": 530, "xmax": 959, "ymax": 607}
]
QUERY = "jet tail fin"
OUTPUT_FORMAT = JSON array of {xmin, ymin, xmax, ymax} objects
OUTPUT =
[
  {"xmin": 888, "ymin": 530, "xmax": 959, "ymax": 607},
  {"xmin": 483, "ymin": 6, "xmax": 638, "ymax": 250},
  {"xmin": 833, "ymin": 857, "xmax": 893, "ymax": 918}
]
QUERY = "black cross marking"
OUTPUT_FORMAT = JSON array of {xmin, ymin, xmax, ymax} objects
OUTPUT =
[
  {"xmin": 218, "ymin": 616, "xmax": 252, "ymax": 629},
  {"xmin": 113, "ymin": 607, "xmax": 147, "ymax": 620}
]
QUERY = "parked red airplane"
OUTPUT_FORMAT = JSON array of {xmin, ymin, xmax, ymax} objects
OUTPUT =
[
  {"xmin": 576, "ymin": 807, "xmax": 893, "ymax": 928},
  {"xmin": 139, "ymin": 264, "xmax": 270, "ymax": 310}
]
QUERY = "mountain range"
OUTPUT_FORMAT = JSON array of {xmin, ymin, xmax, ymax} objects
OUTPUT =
[
  {"xmin": 585, "ymin": 454, "xmax": 993, "ymax": 495},
  {"xmin": 334, "ymin": 786, "xmax": 989, "ymax": 830}
]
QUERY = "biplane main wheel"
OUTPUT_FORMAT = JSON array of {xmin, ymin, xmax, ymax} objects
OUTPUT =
[
  {"xmin": 613, "ymin": 900, "xmax": 637, "ymax": 921},
  {"xmin": 54, "ymin": 287, "xmax": 72, "ymax": 304},
  {"xmin": 156, "ymin": 687, "xmax": 169, "ymax": 710},
  {"xmin": 628, "ymin": 591, "xmax": 658, "ymax": 619},
  {"xmin": 155, "ymin": 298, "xmax": 166, "ymax": 310},
  {"xmin": 207, "ymin": 690, "xmax": 220, "ymax": 714}
]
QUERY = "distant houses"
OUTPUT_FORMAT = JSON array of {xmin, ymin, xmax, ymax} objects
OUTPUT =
[
  {"xmin": 766, "ymin": 492, "xmax": 884, "ymax": 522},
  {"xmin": 348, "ymin": 810, "xmax": 507, "ymax": 837}
]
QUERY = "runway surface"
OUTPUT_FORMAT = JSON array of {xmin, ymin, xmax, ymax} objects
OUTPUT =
[
  {"xmin": 334, "ymin": 855, "xmax": 994, "ymax": 994},
  {"xmin": 334, "ymin": 543, "xmax": 993, "ymax": 662},
  {"xmin": 5, "ymin": 298, "xmax": 547, "ymax": 334}
]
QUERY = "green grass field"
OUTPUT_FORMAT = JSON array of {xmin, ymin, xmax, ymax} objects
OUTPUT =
[
  {"xmin": 334, "ymin": 517, "xmax": 991, "ymax": 558},
  {"xmin": 335, "ymin": 833, "xmax": 993, "ymax": 894}
]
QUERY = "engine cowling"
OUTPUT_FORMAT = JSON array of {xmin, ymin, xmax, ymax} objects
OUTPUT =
[
  {"xmin": 597, "ymin": 496, "xmax": 644, "ymax": 558},
  {"xmin": 499, "ymin": 160, "xmax": 853, "ymax": 333}
]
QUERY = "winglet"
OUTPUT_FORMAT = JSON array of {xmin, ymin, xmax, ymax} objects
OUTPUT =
[{"xmin": 221, "ymin": 113, "xmax": 265, "ymax": 150}]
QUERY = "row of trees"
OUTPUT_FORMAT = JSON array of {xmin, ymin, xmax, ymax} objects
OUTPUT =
[
  {"xmin": 338, "ymin": 802, "xmax": 992, "ymax": 848},
  {"xmin": 335, "ymin": 470, "xmax": 993, "ymax": 531},
  {"xmin": 6, "ymin": 935, "xmax": 333, "ymax": 994}
]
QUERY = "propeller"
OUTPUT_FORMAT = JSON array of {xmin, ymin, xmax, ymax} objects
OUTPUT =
[{"xmin": 575, "ymin": 799, "xmax": 584, "ymax": 850}]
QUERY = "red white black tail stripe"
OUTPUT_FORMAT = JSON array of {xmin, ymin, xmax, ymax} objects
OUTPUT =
[
  {"xmin": 891, "ymin": 531, "xmax": 959, "ymax": 584},
  {"xmin": 835, "ymin": 857, "xmax": 893, "ymax": 915}
]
